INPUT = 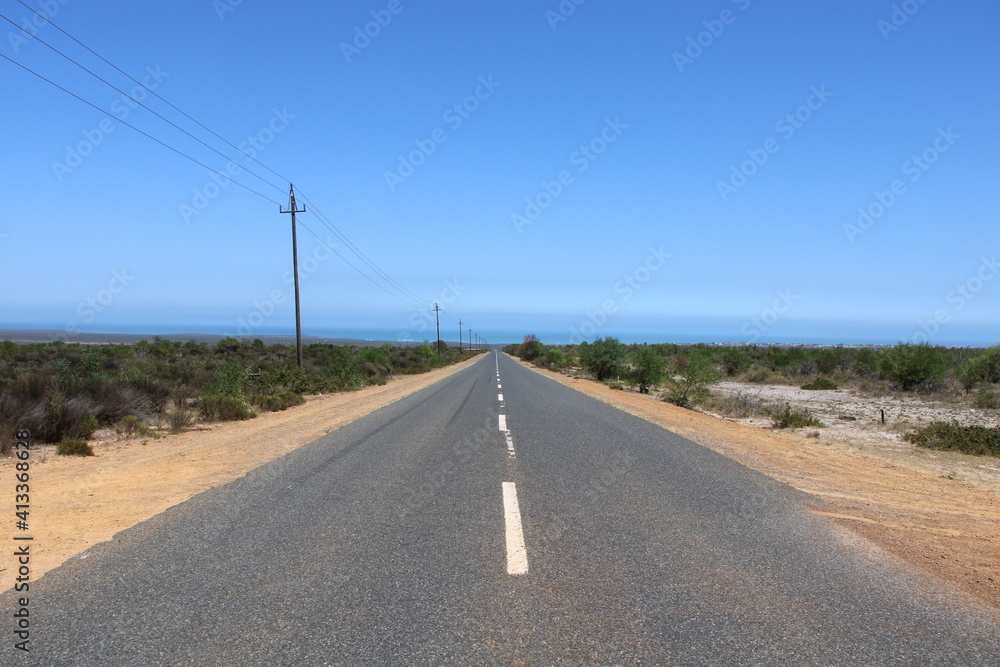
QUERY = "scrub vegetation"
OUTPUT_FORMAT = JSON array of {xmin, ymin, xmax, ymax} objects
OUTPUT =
[
  {"xmin": 0, "ymin": 337, "xmax": 481, "ymax": 455},
  {"xmin": 506, "ymin": 337, "xmax": 1000, "ymax": 446}
]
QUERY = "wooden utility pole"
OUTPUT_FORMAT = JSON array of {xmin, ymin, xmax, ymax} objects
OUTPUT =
[
  {"xmin": 433, "ymin": 303, "xmax": 442, "ymax": 357},
  {"xmin": 458, "ymin": 319, "xmax": 463, "ymax": 352},
  {"xmin": 280, "ymin": 184, "xmax": 306, "ymax": 368}
]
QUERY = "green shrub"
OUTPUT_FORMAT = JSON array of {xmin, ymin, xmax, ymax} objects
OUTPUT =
[
  {"xmin": 204, "ymin": 358, "xmax": 250, "ymax": 398},
  {"xmin": 75, "ymin": 413, "xmax": 100, "ymax": 439},
  {"xmin": 974, "ymin": 388, "xmax": 998, "ymax": 410},
  {"xmin": 198, "ymin": 396, "xmax": 254, "ymax": 422},
  {"xmin": 815, "ymin": 350, "xmax": 840, "ymax": 375},
  {"xmin": 801, "ymin": 377, "xmax": 839, "ymax": 390},
  {"xmin": 767, "ymin": 403, "xmax": 823, "ymax": 429},
  {"xmin": 664, "ymin": 355, "xmax": 721, "ymax": 408},
  {"xmin": 581, "ymin": 337, "xmax": 627, "ymax": 381},
  {"xmin": 852, "ymin": 348, "xmax": 879, "ymax": 378},
  {"xmin": 115, "ymin": 415, "xmax": 150, "ymax": 438},
  {"xmin": 629, "ymin": 345, "xmax": 666, "ymax": 394},
  {"xmin": 254, "ymin": 391, "xmax": 306, "ymax": 412},
  {"xmin": 169, "ymin": 406, "xmax": 193, "ymax": 433},
  {"xmin": 521, "ymin": 335, "xmax": 544, "ymax": 361},
  {"xmin": 904, "ymin": 421, "xmax": 1000, "ymax": 457},
  {"xmin": 878, "ymin": 343, "xmax": 948, "ymax": 391},
  {"xmin": 718, "ymin": 347, "xmax": 752, "ymax": 376},
  {"xmin": 536, "ymin": 347, "xmax": 569, "ymax": 370},
  {"xmin": 58, "ymin": 439, "xmax": 94, "ymax": 456}
]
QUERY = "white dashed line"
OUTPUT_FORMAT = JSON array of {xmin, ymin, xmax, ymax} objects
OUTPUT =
[
  {"xmin": 498, "ymin": 393, "xmax": 504, "ymax": 402},
  {"xmin": 498, "ymin": 414, "xmax": 507, "ymax": 431},
  {"xmin": 503, "ymin": 430, "xmax": 515, "ymax": 458},
  {"xmin": 502, "ymin": 482, "xmax": 528, "ymax": 575}
]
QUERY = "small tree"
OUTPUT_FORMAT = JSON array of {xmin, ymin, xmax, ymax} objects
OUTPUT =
[
  {"xmin": 665, "ymin": 355, "xmax": 721, "ymax": 408},
  {"xmin": 878, "ymin": 343, "xmax": 948, "ymax": 391},
  {"xmin": 629, "ymin": 345, "xmax": 666, "ymax": 394},
  {"xmin": 815, "ymin": 349, "xmax": 839, "ymax": 375},
  {"xmin": 719, "ymin": 347, "xmax": 751, "ymax": 377},
  {"xmin": 956, "ymin": 361, "xmax": 983, "ymax": 394},
  {"xmin": 581, "ymin": 337, "xmax": 627, "ymax": 381},
  {"xmin": 323, "ymin": 346, "xmax": 364, "ymax": 387},
  {"xmin": 975, "ymin": 346, "xmax": 1000, "ymax": 383},
  {"xmin": 521, "ymin": 335, "xmax": 544, "ymax": 361}
]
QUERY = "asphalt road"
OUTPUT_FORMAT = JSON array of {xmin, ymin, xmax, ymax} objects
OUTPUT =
[{"xmin": 5, "ymin": 351, "xmax": 1000, "ymax": 665}]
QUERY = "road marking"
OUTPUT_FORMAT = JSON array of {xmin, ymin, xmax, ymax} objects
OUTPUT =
[
  {"xmin": 502, "ymin": 482, "xmax": 528, "ymax": 575},
  {"xmin": 498, "ymin": 383, "xmax": 502, "ymax": 389},
  {"xmin": 504, "ymin": 430, "xmax": 516, "ymax": 458},
  {"xmin": 498, "ymin": 393, "xmax": 504, "ymax": 402},
  {"xmin": 498, "ymin": 414, "xmax": 507, "ymax": 431}
]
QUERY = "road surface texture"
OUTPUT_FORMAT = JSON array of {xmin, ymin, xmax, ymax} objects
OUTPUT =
[{"xmin": 5, "ymin": 352, "xmax": 1000, "ymax": 665}]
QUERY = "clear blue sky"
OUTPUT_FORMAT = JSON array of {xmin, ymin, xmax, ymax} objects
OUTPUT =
[{"xmin": 2, "ymin": 0, "xmax": 998, "ymax": 346}]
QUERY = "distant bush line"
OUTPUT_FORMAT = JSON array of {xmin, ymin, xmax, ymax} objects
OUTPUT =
[
  {"xmin": 504, "ymin": 337, "xmax": 1000, "ymax": 440},
  {"xmin": 0, "ymin": 337, "xmax": 481, "ymax": 455}
]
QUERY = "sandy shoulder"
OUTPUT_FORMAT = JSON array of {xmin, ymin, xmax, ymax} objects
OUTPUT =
[
  {"xmin": 513, "ymin": 357, "xmax": 1000, "ymax": 610},
  {"xmin": 1, "ymin": 356, "xmax": 482, "ymax": 591}
]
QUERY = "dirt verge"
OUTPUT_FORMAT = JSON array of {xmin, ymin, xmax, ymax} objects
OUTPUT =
[
  {"xmin": 1, "ymin": 356, "xmax": 482, "ymax": 591},
  {"xmin": 515, "ymin": 358, "xmax": 1000, "ymax": 610}
]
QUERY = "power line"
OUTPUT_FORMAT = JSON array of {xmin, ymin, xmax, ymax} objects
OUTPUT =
[
  {"xmin": 294, "ymin": 219, "xmax": 430, "ymax": 310},
  {"xmin": 0, "ymin": 52, "xmax": 283, "ymax": 206},
  {"xmin": 0, "ymin": 11, "xmax": 287, "ymax": 197},
  {"xmin": 14, "ymin": 0, "xmax": 294, "ymax": 187},
  {"xmin": 10, "ymin": 2, "xmax": 432, "ymax": 309},
  {"xmin": 296, "ymin": 192, "xmax": 434, "ymax": 309},
  {"xmin": 5, "ymin": 9, "xmax": 440, "ymax": 314}
]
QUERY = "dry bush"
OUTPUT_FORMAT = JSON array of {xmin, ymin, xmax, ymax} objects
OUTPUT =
[{"xmin": 708, "ymin": 390, "xmax": 770, "ymax": 418}]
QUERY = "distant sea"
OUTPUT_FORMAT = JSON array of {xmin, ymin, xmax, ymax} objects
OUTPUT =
[{"xmin": 4, "ymin": 322, "xmax": 997, "ymax": 348}]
